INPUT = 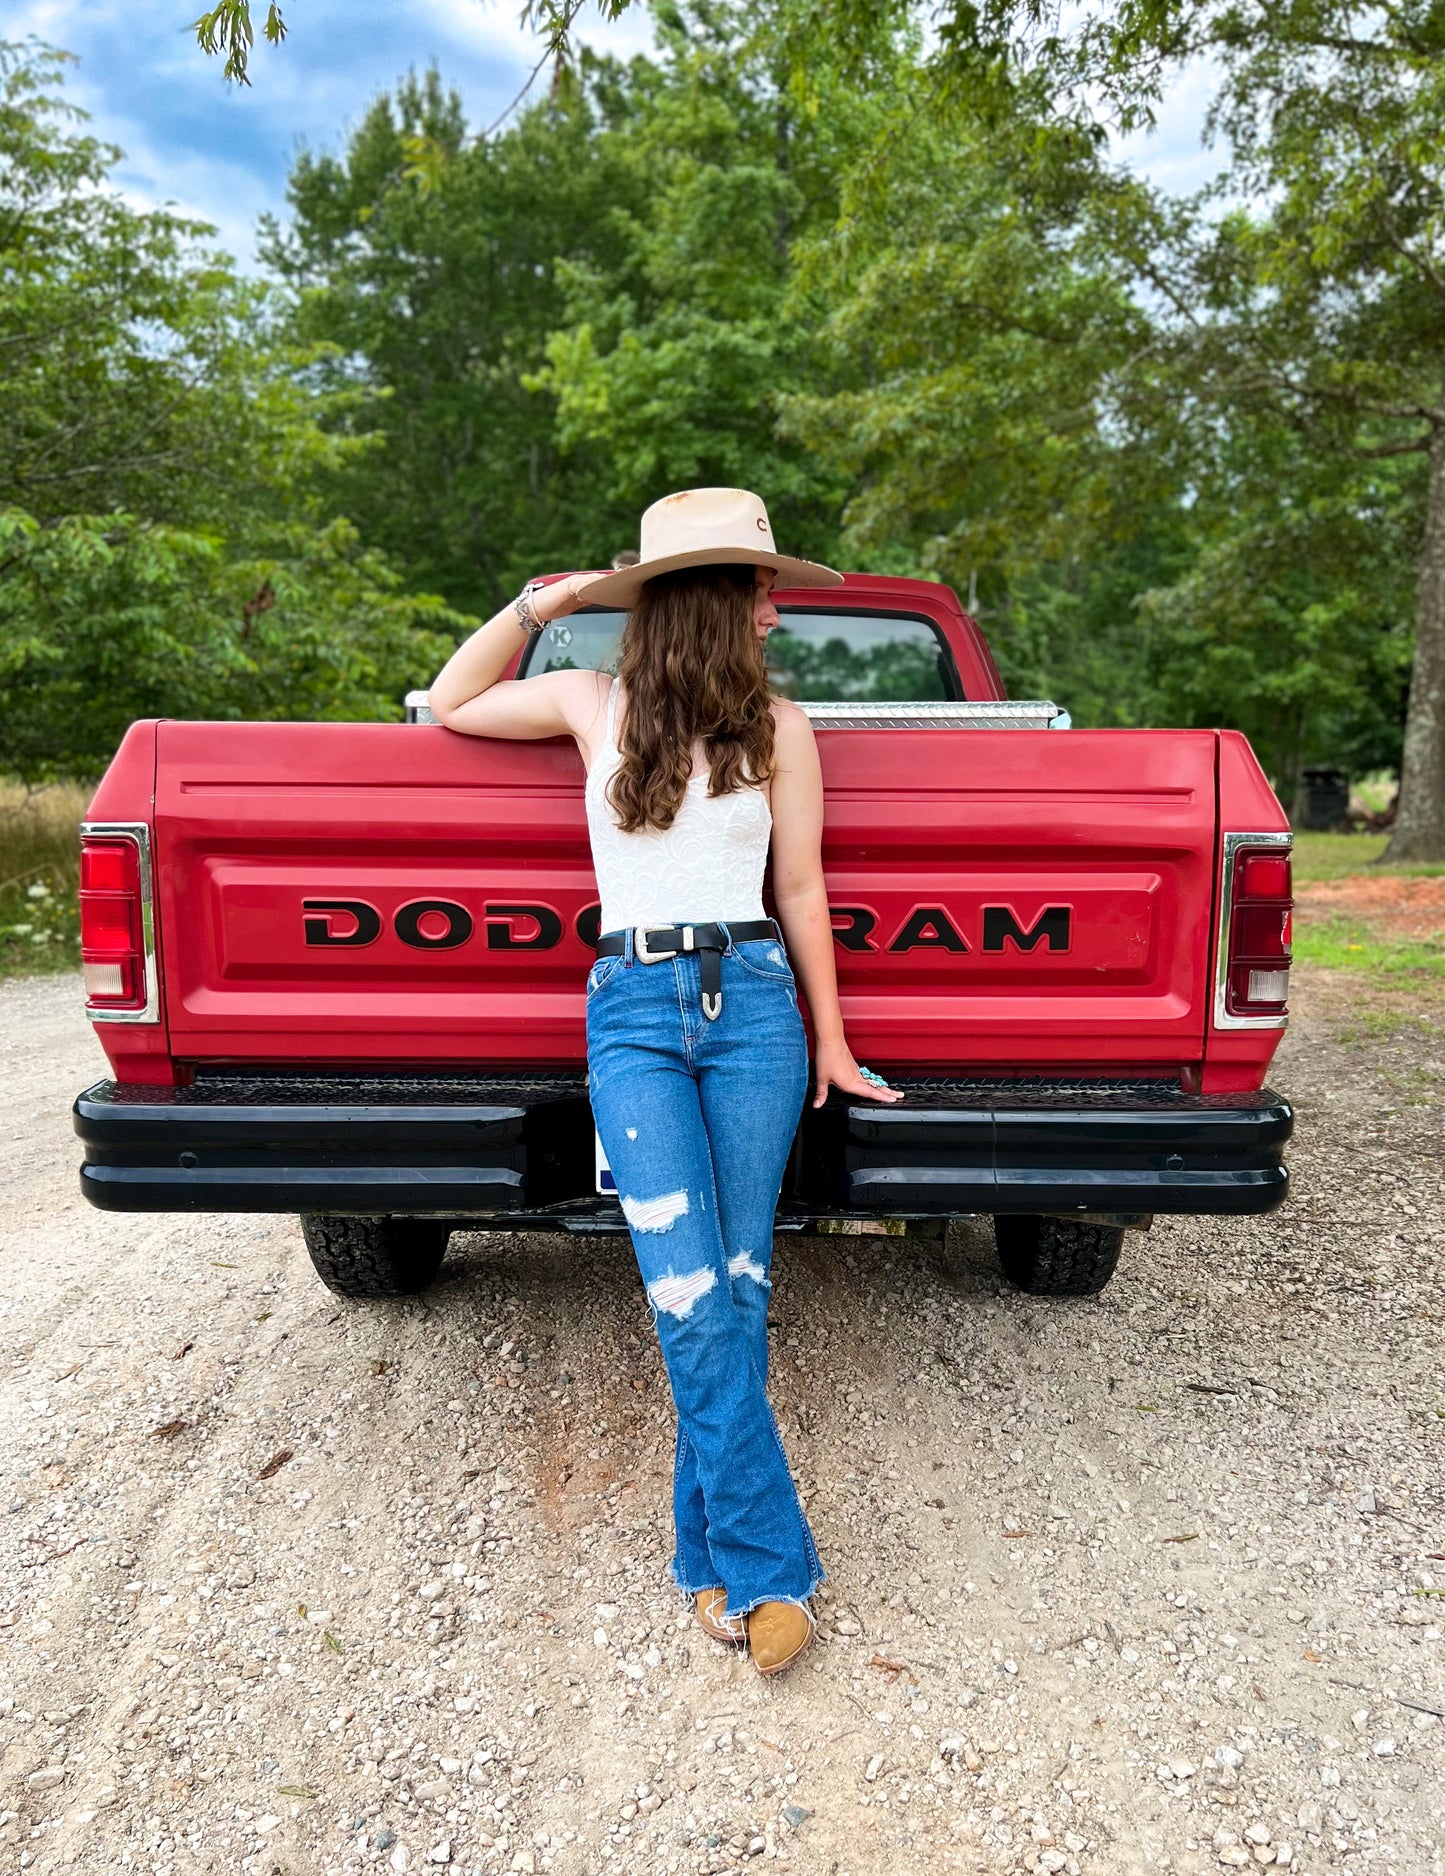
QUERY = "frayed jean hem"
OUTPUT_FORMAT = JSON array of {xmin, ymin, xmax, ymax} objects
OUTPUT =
[
  {"xmin": 669, "ymin": 1559, "xmax": 827, "ymax": 1619},
  {"xmin": 720, "ymin": 1570, "xmax": 826, "ymax": 1624},
  {"xmin": 669, "ymin": 1560, "xmax": 719, "ymax": 1599}
]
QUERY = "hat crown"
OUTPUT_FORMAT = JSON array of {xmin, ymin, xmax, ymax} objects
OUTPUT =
[{"xmin": 638, "ymin": 487, "xmax": 777, "ymax": 564}]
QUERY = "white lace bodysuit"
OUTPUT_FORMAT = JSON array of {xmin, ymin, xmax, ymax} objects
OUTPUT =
[{"xmin": 584, "ymin": 678, "xmax": 772, "ymax": 935}]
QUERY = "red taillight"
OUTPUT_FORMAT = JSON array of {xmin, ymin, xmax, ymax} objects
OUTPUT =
[
  {"xmin": 80, "ymin": 843, "xmax": 135, "ymax": 892},
  {"xmin": 1239, "ymin": 854, "xmax": 1290, "ymax": 899},
  {"xmin": 1225, "ymin": 842, "xmax": 1292, "ymax": 1018},
  {"xmin": 80, "ymin": 835, "xmax": 147, "ymax": 1011}
]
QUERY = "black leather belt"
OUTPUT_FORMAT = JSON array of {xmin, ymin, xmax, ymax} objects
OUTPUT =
[{"xmin": 595, "ymin": 919, "xmax": 782, "ymax": 1021}]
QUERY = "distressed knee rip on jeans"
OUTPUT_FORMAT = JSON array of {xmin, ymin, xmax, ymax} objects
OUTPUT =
[
  {"xmin": 621, "ymin": 1188, "xmax": 690, "ymax": 1234},
  {"xmin": 615, "ymin": 1193, "xmax": 690, "ymax": 1238},
  {"xmin": 727, "ymin": 1251, "xmax": 770, "ymax": 1287},
  {"xmin": 646, "ymin": 1266, "xmax": 717, "ymax": 1319}
]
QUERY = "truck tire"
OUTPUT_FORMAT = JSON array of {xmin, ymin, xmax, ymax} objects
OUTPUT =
[
  {"xmin": 992, "ymin": 1214, "xmax": 1123, "ymax": 1297},
  {"xmin": 300, "ymin": 1215, "xmax": 451, "ymax": 1298}
]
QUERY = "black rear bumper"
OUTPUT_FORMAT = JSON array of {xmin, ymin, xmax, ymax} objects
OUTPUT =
[{"xmin": 75, "ymin": 1072, "xmax": 1292, "ymax": 1223}]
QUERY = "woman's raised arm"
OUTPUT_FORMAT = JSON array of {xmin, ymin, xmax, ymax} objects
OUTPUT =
[{"xmin": 429, "ymin": 573, "xmax": 608, "ymax": 744}]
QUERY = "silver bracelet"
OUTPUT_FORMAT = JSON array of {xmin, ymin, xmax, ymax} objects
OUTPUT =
[{"xmin": 512, "ymin": 580, "xmax": 548, "ymax": 635}]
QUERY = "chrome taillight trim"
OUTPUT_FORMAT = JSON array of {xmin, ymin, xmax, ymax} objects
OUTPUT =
[
  {"xmin": 79, "ymin": 821, "xmax": 159, "ymax": 1024},
  {"xmin": 1213, "ymin": 829, "xmax": 1293, "ymax": 1031}
]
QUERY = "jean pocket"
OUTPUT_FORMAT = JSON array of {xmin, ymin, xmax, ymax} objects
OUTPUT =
[
  {"xmin": 731, "ymin": 938, "xmax": 795, "ymax": 984},
  {"xmin": 586, "ymin": 954, "xmax": 625, "ymax": 996}
]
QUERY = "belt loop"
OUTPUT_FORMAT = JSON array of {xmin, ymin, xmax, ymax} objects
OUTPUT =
[{"xmin": 623, "ymin": 928, "xmax": 634, "ymax": 965}]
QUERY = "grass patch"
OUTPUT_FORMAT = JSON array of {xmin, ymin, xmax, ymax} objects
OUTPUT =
[
  {"xmin": 1292, "ymin": 915, "xmax": 1445, "ymax": 976},
  {"xmin": 1291, "ymin": 831, "xmax": 1445, "ymax": 883},
  {"xmin": 0, "ymin": 782, "xmax": 89, "ymax": 979},
  {"xmin": 1334, "ymin": 1008, "xmax": 1437, "ymax": 1044},
  {"xmin": 1380, "ymin": 1062, "xmax": 1444, "ymax": 1103},
  {"xmin": 1332, "ymin": 1008, "xmax": 1443, "ymax": 1104}
]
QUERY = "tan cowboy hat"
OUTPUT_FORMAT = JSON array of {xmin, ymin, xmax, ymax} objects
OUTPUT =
[{"xmin": 579, "ymin": 487, "xmax": 842, "ymax": 608}]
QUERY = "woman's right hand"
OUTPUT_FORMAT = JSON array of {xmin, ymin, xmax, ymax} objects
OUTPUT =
[{"xmin": 811, "ymin": 1035, "xmax": 904, "ymax": 1107}]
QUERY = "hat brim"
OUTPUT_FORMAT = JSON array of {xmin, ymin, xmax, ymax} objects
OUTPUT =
[{"xmin": 577, "ymin": 546, "xmax": 843, "ymax": 611}]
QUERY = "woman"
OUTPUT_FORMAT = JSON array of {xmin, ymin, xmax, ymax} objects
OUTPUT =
[{"xmin": 429, "ymin": 487, "xmax": 901, "ymax": 1678}]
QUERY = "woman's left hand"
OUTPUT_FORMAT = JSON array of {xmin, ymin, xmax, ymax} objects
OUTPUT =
[
  {"xmin": 539, "ymin": 571, "xmax": 608, "ymax": 623},
  {"xmin": 811, "ymin": 1037, "xmax": 904, "ymax": 1107}
]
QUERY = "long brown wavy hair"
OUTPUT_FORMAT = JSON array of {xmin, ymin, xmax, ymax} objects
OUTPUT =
[{"xmin": 607, "ymin": 563, "xmax": 776, "ymax": 834}]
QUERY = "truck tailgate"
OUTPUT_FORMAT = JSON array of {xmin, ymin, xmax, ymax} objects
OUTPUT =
[{"xmin": 154, "ymin": 721, "xmax": 1217, "ymax": 1071}]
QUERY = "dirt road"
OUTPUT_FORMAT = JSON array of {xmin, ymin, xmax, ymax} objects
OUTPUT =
[{"xmin": 1, "ymin": 969, "xmax": 1442, "ymax": 1876}]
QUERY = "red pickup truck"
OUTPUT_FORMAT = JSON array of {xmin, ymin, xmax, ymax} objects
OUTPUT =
[{"xmin": 71, "ymin": 574, "xmax": 1293, "ymax": 1300}]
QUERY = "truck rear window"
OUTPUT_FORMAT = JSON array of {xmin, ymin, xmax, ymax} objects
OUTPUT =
[{"xmin": 519, "ymin": 607, "xmax": 960, "ymax": 702}]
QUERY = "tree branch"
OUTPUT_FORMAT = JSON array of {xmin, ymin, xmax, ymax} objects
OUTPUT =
[{"xmin": 1353, "ymin": 433, "xmax": 1432, "ymax": 457}]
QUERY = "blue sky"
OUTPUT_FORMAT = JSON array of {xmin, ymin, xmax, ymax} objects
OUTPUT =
[
  {"xmin": 10, "ymin": 0, "xmax": 658, "ymax": 266},
  {"xmin": 10, "ymin": 1, "xmax": 1224, "ymax": 271}
]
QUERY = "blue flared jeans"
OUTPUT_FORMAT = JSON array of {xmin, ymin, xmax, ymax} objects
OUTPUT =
[{"xmin": 585, "ymin": 923, "xmax": 823, "ymax": 1618}]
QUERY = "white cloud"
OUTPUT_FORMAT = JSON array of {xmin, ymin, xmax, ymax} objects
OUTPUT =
[
  {"xmin": 89, "ymin": 112, "xmax": 276, "ymax": 268},
  {"xmin": 1112, "ymin": 56, "xmax": 1228, "ymax": 197},
  {"xmin": 420, "ymin": 0, "xmax": 658, "ymax": 60},
  {"xmin": 6, "ymin": 0, "xmax": 79, "ymax": 38}
]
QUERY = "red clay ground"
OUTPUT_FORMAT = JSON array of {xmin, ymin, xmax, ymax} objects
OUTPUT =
[{"xmin": 1293, "ymin": 872, "xmax": 1445, "ymax": 940}]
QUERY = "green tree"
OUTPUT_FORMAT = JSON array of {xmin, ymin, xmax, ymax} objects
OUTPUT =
[
  {"xmin": 0, "ymin": 511, "xmax": 464, "ymax": 781},
  {"xmin": 1175, "ymin": 5, "xmax": 1445, "ymax": 855},
  {"xmin": 789, "ymin": 116, "xmax": 1148, "ymax": 547},
  {"xmin": 757, "ymin": 2, "xmax": 1445, "ymax": 815},
  {"xmin": 1, "ymin": 40, "xmax": 281, "ymax": 529},
  {"xmin": 811, "ymin": 0, "xmax": 1445, "ymax": 849},
  {"xmin": 531, "ymin": 2, "xmax": 862, "ymax": 563},
  {"xmin": 0, "ymin": 40, "xmax": 468, "ymax": 783},
  {"xmin": 774, "ymin": 73, "xmax": 1192, "ymax": 732},
  {"xmin": 261, "ymin": 65, "xmax": 648, "ymax": 616},
  {"xmin": 1136, "ymin": 417, "xmax": 1419, "ymax": 804},
  {"xmin": 264, "ymin": 7, "xmax": 856, "ymax": 614}
]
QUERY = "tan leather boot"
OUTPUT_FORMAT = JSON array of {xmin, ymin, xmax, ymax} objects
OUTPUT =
[
  {"xmin": 747, "ymin": 1601, "xmax": 815, "ymax": 1676},
  {"xmin": 695, "ymin": 1588, "xmax": 746, "ymax": 1646}
]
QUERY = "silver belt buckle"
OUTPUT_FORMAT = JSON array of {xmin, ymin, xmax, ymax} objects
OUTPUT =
[{"xmin": 636, "ymin": 924, "xmax": 688, "ymax": 964}]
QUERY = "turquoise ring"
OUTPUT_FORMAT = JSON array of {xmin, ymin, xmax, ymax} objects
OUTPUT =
[{"xmin": 858, "ymin": 1065, "xmax": 888, "ymax": 1088}]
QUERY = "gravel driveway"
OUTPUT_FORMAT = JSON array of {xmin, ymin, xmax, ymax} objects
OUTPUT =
[{"xmin": 1, "ymin": 969, "xmax": 1441, "ymax": 1876}]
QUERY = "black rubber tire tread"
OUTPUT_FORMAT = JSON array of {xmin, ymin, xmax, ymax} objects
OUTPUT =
[
  {"xmin": 300, "ymin": 1215, "xmax": 450, "ymax": 1298},
  {"xmin": 992, "ymin": 1214, "xmax": 1124, "ymax": 1297}
]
